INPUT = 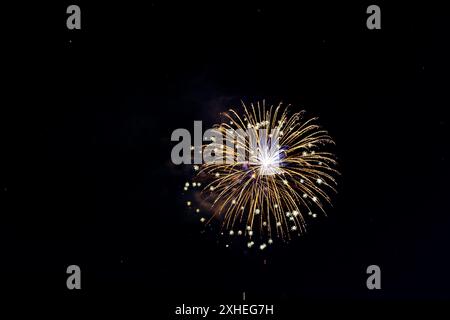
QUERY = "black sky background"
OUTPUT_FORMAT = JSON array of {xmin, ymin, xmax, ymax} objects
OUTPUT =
[{"xmin": 2, "ymin": 1, "xmax": 450, "ymax": 314}]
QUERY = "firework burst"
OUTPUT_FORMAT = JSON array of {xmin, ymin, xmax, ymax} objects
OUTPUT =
[{"xmin": 184, "ymin": 101, "xmax": 339, "ymax": 249}]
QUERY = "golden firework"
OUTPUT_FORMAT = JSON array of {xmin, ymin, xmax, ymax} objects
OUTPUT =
[{"xmin": 186, "ymin": 101, "xmax": 338, "ymax": 248}]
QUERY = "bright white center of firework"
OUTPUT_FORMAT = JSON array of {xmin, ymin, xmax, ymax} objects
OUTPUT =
[
  {"xmin": 256, "ymin": 146, "xmax": 282, "ymax": 176},
  {"xmin": 247, "ymin": 128, "xmax": 283, "ymax": 175}
]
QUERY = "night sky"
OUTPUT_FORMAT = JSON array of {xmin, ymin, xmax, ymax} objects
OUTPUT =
[{"xmin": 2, "ymin": 1, "xmax": 450, "ymax": 314}]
